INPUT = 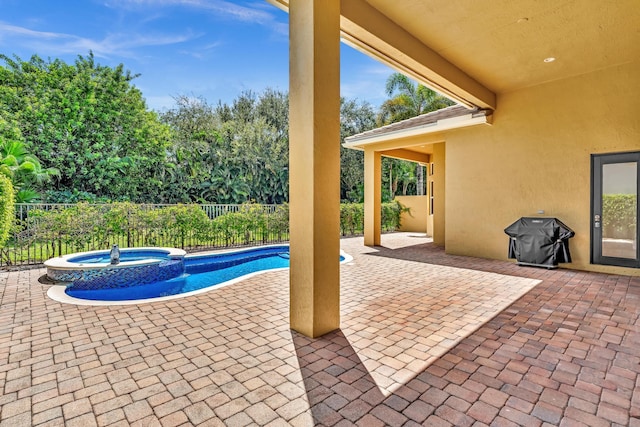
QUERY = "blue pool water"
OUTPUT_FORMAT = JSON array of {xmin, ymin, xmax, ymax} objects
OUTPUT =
[
  {"xmin": 65, "ymin": 245, "xmax": 338, "ymax": 302},
  {"xmin": 68, "ymin": 250, "xmax": 171, "ymax": 264}
]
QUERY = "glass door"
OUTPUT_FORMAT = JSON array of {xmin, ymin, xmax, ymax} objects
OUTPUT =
[{"xmin": 591, "ymin": 152, "xmax": 640, "ymax": 268}]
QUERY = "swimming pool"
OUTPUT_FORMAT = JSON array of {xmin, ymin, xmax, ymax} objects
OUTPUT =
[{"xmin": 47, "ymin": 245, "xmax": 352, "ymax": 305}]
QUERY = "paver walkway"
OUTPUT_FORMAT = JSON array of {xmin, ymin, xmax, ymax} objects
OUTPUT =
[{"xmin": 0, "ymin": 233, "xmax": 638, "ymax": 426}]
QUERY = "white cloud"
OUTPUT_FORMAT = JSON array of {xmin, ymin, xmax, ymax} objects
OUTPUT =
[
  {"xmin": 189, "ymin": 0, "xmax": 273, "ymax": 24},
  {"xmin": 0, "ymin": 22, "xmax": 197, "ymax": 58},
  {"xmin": 364, "ymin": 63, "xmax": 398, "ymax": 76},
  {"xmin": 0, "ymin": 23, "xmax": 69, "ymax": 40},
  {"xmin": 178, "ymin": 40, "xmax": 223, "ymax": 59},
  {"xmin": 105, "ymin": 0, "xmax": 288, "ymax": 35},
  {"xmin": 106, "ymin": 0, "xmax": 267, "ymax": 21}
]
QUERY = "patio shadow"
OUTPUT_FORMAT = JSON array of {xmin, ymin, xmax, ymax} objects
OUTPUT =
[
  {"xmin": 363, "ymin": 239, "xmax": 556, "ymax": 279},
  {"xmin": 292, "ymin": 329, "xmax": 385, "ymax": 425}
]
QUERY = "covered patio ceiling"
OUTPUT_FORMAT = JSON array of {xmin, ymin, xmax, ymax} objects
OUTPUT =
[{"xmin": 268, "ymin": 0, "xmax": 639, "ymax": 110}]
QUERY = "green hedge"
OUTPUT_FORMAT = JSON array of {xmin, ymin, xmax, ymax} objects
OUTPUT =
[
  {"xmin": 340, "ymin": 201, "xmax": 404, "ymax": 235},
  {"xmin": 602, "ymin": 194, "xmax": 637, "ymax": 239},
  {"xmin": 4, "ymin": 201, "xmax": 404, "ymax": 265},
  {"xmin": 0, "ymin": 175, "xmax": 15, "ymax": 248},
  {"xmin": 211, "ymin": 203, "xmax": 289, "ymax": 246},
  {"xmin": 23, "ymin": 201, "xmax": 402, "ymax": 251},
  {"xmin": 22, "ymin": 202, "xmax": 286, "ymax": 252}
]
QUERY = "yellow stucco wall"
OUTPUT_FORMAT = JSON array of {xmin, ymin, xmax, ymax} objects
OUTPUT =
[
  {"xmin": 395, "ymin": 195, "xmax": 428, "ymax": 233},
  {"xmin": 445, "ymin": 60, "xmax": 640, "ymax": 276}
]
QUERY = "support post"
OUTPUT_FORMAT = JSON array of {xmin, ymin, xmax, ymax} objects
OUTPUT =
[
  {"xmin": 364, "ymin": 149, "xmax": 381, "ymax": 246},
  {"xmin": 432, "ymin": 142, "xmax": 446, "ymax": 246},
  {"xmin": 288, "ymin": 0, "xmax": 341, "ymax": 338}
]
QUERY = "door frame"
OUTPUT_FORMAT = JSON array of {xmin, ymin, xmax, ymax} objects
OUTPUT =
[{"xmin": 590, "ymin": 151, "xmax": 640, "ymax": 268}]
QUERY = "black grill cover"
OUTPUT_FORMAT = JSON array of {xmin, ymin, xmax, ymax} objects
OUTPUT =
[{"xmin": 504, "ymin": 217, "xmax": 575, "ymax": 268}]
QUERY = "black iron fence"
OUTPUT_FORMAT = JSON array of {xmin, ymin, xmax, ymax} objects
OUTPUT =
[
  {"xmin": 2, "ymin": 203, "xmax": 288, "ymax": 268},
  {"xmin": 1, "ymin": 201, "xmax": 404, "ymax": 269}
]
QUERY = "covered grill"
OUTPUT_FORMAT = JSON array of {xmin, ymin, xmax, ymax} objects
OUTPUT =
[{"xmin": 504, "ymin": 217, "xmax": 575, "ymax": 269}]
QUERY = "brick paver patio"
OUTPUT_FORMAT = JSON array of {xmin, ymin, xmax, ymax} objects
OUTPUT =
[{"xmin": 1, "ymin": 233, "xmax": 639, "ymax": 426}]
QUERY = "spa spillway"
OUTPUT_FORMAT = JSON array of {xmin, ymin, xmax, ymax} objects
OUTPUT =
[{"xmin": 44, "ymin": 247, "xmax": 187, "ymax": 290}]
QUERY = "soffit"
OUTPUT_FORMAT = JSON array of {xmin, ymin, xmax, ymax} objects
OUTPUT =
[
  {"xmin": 364, "ymin": 0, "xmax": 640, "ymax": 93},
  {"xmin": 404, "ymin": 145, "xmax": 432, "ymax": 155}
]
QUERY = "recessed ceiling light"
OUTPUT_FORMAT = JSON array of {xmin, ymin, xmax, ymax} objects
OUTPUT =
[{"xmin": 544, "ymin": 57, "xmax": 556, "ymax": 63}]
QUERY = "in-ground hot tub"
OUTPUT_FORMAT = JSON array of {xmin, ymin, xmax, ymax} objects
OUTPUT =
[{"xmin": 44, "ymin": 247, "xmax": 187, "ymax": 290}]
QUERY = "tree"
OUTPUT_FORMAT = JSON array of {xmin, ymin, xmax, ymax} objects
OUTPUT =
[
  {"xmin": 236, "ymin": 90, "xmax": 289, "ymax": 204},
  {"xmin": 378, "ymin": 73, "xmax": 454, "ymax": 125},
  {"xmin": 160, "ymin": 95, "xmax": 220, "ymax": 202},
  {"xmin": 160, "ymin": 89, "xmax": 289, "ymax": 204},
  {"xmin": 256, "ymin": 88, "xmax": 289, "ymax": 141},
  {"xmin": 0, "ymin": 53, "xmax": 172, "ymax": 202},
  {"xmin": 0, "ymin": 50, "xmax": 384, "ymax": 205},
  {"xmin": 397, "ymin": 160, "xmax": 416, "ymax": 195},
  {"xmin": 340, "ymin": 98, "xmax": 377, "ymax": 202},
  {"xmin": 0, "ymin": 138, "xmax": 59, "ymax": 202},
  {"xmin": 378, "ymin": 73, "xmax": 454, "ymax": 198}
]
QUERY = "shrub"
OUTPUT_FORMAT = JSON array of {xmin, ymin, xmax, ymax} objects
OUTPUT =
[
  {"xmin": 164, "ymin": 204, "xmax": 212, "ymax": 248},
  {"xmin": 6, "ymin": 201, "xmax": 406, "ymax": 265},
  {"xmin": 0, "ymin": 175, "xmax": 15, "ymax": 248},
  {"xmin": 339, "ymin": 201, "xmax": 404, "ymax": 235},
  {"xmin": 44, "ymin": 189, "xmax": 111, "ymax": 203},
  {"xmin": 340, "ymin": 203, "xmax": 364, "ymax": 236},
  {"xmin": 602, "ymin": 194, "xmax": 637, "ymax": 239},
  {"xmin": 269, "ymin": 203, "xmax": 289, "ymax": 241},
  {"xmin": 211, "ymin": 203, "xmax": 271, "ymax": 246},
  {"xmin": 382, "ymin": 201, "xmax": 405, "ymax": 231},
  {"xmin": 26, "ymin": 203, "xmax": 106, "ymax": 252}
]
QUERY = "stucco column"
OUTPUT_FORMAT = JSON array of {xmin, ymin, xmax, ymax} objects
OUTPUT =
[
  {"xmin": 288, "ymin": 0, "xmax": 341, "ymax": 338},
  {"xmin": 364, "ymin": 149, "xmax": 381, "ymax": 246},
  {"xmin": 432, "ymin": 142, "xmax": 446, "ymax": 246}
]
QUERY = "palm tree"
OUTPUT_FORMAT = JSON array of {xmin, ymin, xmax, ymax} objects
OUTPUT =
[
  {"xmin": 397, "ymin": 161, "xmax": 417, "ymax": 195},
  {"xmin": 0, "ymin": 139, "xmax": 59, "ymax": 202},
  {"xmin": 378, "ymin": 73, "xmax": 454, "ymax": 196},
  {"xmin": 378, "ymin": 73, "xmax": 454, "ymax": 125}
]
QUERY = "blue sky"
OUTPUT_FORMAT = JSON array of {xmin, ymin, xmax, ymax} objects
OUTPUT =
[{"xmin": 0, "ymin": 0, "xmax": 396, "ymax": 111}]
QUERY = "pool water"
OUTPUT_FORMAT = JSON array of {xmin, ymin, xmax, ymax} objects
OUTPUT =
[
  {"xmin": 64, "ymin": 245, "xmax": 342, "ymax": 302},
  {"xmin": 68, "ymin": 250, "xmax": 171, "ymax": 264}
]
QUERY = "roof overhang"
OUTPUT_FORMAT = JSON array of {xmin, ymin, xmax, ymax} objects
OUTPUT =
[
  {"xmin": 266, "ymin": 0, "xmax": 496, "ymax": 110},
  {"xmin": 343, "ymin": 107, "xmax": 492, "ymax": 150}
]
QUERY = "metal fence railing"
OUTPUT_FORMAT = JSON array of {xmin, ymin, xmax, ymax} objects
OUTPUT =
[
  {"xmin": 2, "ymin": 203, "xmax": 288, "ymax": 268},
  {"xmin": 1, "ymin": 202, "xmax": 403, "ymax": 269}
]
